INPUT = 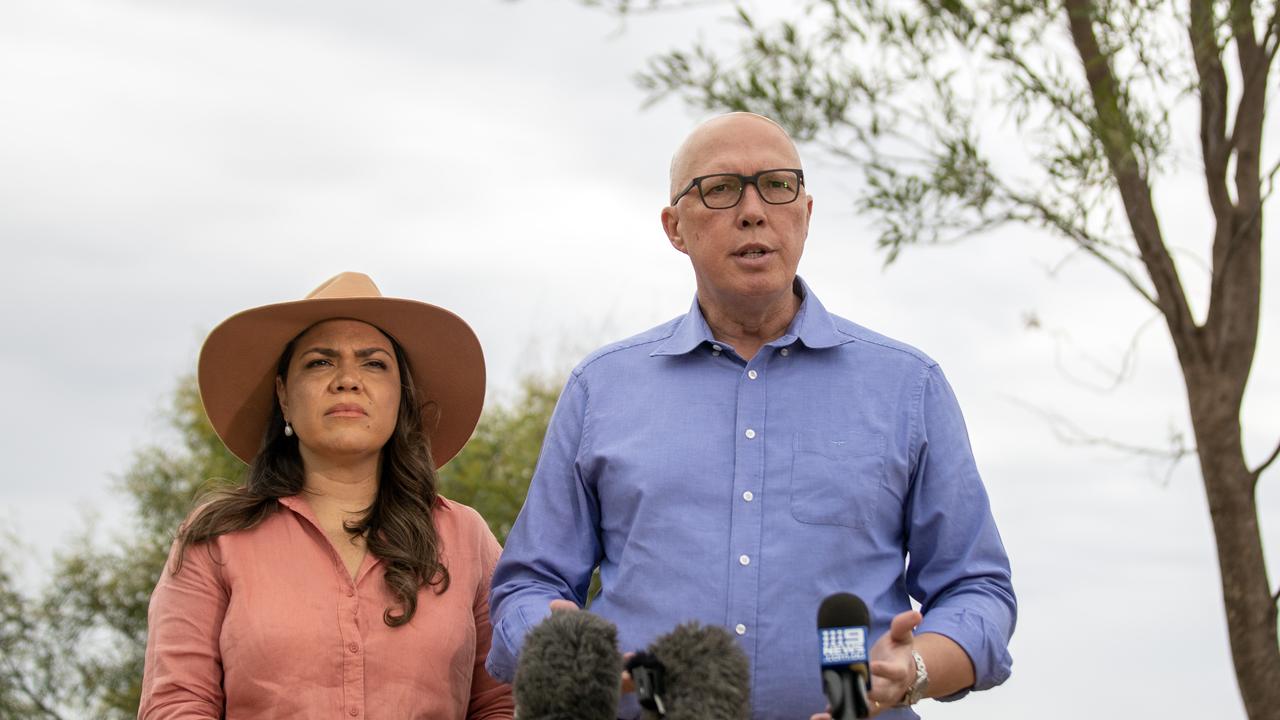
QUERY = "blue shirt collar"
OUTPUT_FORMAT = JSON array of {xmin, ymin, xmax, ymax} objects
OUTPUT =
[{"xmin": 651, "ymin": 276, "xmax": 850, "ymax": 356}]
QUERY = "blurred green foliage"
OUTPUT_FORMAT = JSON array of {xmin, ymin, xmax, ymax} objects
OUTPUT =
[
  {"xmin": 0, "ymin": 376, "xmax": 243, "ymax": 719},
  {"xmin": 0, "ymin": 371, "xmax": 560, "ymax": 718},
  {"xmin": 438, "ymin": 375, "xmax": 559, "ymax": 544}
]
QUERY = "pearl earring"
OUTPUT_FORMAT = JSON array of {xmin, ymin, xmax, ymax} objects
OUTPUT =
[{"xmin": 284, "ymin": 421, "xmax": 294, "ymax": 437}]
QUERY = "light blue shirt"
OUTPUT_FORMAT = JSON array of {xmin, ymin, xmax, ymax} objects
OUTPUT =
[{"xmin": 488, "ymin": 279, "xmax": 1015, "ymax": 719}]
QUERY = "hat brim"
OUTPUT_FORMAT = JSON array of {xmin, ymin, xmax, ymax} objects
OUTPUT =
[{"xmin": 197, "ymin": 295, "xmax": 485, "ymax": 469}]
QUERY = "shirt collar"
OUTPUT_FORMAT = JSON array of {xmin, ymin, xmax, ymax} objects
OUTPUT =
[
  {"xmin": 278, "ymin": 494, "xmax": 313, "ymax": 519},
  {"xmin": 651, "ymin": 276, "xmax": 850, "ymax": 356}
]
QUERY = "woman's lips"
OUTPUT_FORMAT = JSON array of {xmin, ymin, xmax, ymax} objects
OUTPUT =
[{"xmin": 325, "ymin": 404, "xmax": 367, "ymax": 417}]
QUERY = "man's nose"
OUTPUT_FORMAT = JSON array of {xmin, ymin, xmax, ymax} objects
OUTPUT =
[{"xmin": 737, "ymin": 182, "xmax": 767, "ymax": 227}]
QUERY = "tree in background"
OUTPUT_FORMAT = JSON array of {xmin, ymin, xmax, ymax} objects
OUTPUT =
[
  {"xmin": 0, "ymin": 377, "xmax": 243, "ymax": 719},
  {"xmin": 0, "ymin": 372, "xmax": 557, "ymax": 717},
  {"xmin": 437, "ymin": 375, "xmax": 560, "ymax": 543},
  {"xmin": 583, "ymin": 0, "xmax": 1278, "ymax": 715}
]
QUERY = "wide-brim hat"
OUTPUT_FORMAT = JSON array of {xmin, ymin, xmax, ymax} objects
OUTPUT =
[{"xmin": 197, "ymin": 272, "xmax": 485, "ymax": 468}]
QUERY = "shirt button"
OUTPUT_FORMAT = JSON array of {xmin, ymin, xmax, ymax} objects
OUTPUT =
[
  {"xmin": 346, "ymin": 587, "xmax": 355, "ymax": 597},
  {"xmin": 348, "ymin": 709, "xmax": 359, "ymax": 717},
  {"xmin": 742, "ymin": 490, "xmax": 754, "ymax": 502},
  {"xmin": 712, "ymin": 344, "xmax": 723, "ymax": 351},
  {"xmin": 744, "ymin": 428, "xmax": 756, "ymax": 439},
  {"xmin": 712, "ymin": 350, "xmax": 721, "ymax": 357},
  {"xmin": 780, "ymin": 348, "xmax": 790, "ymax": 356},
  {"xmin": 747, "ymin": 370, "xmax": 758, "ymax": 380},
  {"xmin": 738, "ymin": 554, "xmax": 750, "ymax": 566},
  {"xmin": 735, "ymin": 624, "xmax": 747, "ymax": 635},
  {"xmin": 348, "ymin": 642, "xmax": 359, "ymax": 653}
]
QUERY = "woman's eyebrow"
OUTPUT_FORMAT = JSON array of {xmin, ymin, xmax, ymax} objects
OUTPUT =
[{"xmin": 298, "ymin": 346, "xmax": 392, "ymax": 358}]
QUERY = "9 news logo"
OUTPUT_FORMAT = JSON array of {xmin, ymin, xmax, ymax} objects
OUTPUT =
[{"xmin": 819, "ymin": 626, "xmax": 868, "ymax": 666}]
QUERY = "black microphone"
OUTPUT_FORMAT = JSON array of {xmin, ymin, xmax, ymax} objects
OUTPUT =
[
  {"xmin": 818, "ymin": 593, "xmax": 872, "ymax": 720},
  {"xmin": 514, "ymin": 609, "xmax": 623, "ymax": 720},
  {"xmin": 627, "ymin": 621, "xmax": 751, "ymax": 720}
]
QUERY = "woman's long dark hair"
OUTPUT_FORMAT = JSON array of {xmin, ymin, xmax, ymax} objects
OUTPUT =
[{"xmin": 174, "ymin": 326, "xmax": 450, "ymax": 627}]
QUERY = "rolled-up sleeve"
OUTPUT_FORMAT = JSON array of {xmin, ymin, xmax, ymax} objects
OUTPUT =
[
  {"xmin": 486, "ymin": 374, "xmax": 602, "ymax": 682},
  {"xmin": 138, "ymin": 538, "xmax": 228, "ymax": 719},
  {"xmin": 906, "ymin": 364, "xmax": 1016, "ymax": 697}
]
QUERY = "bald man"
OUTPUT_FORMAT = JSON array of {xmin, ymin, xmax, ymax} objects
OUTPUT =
[{"xmin": 487, "ymin": 113, "xmax": 1016, "ymax": 719}]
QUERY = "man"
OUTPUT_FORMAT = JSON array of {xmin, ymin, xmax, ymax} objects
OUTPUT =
[{"xmin": 487, "ymin": 113, "xmax": 1015, "ymax": 718}]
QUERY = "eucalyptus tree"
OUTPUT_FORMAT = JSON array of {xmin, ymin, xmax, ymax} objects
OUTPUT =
[{"xmin": 587, "ymin": 0, "xmax": 1279, "ymax": 715}]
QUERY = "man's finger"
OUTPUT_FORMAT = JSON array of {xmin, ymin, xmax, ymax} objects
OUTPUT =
[
  {"xmin": 870, "ymin": 659, "xmax": 912, "ymax": 683},
  {"xmin": 618, "ymin": 651, "xmax": 637, "ymax": 694},
  {"xmin": 548, "ymin": 598, "xmax": 579, "ymax": 612},
  {"xmin": 889, "ymin": 609, "xmax": 922, "ymax": 642}
]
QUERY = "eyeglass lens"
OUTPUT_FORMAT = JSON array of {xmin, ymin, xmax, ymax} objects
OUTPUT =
[{"xmin": 699, "ymin": 170, "xmax": 800, "ymax": 208}]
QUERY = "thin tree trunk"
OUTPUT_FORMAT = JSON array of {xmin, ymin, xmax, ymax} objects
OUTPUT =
[
  {"xmin": 1187, "ymin": 378, "xmax": 1280, "ymax": 719},
  {"xmin": 1065, "ymin": 1, "xmax": 1278, "ymax": 714}
]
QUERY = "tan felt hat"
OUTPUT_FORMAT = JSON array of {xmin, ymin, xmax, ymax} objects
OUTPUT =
[{"xmin": 197, "ymin": 272, "xmax": 485, "ymax": 468}]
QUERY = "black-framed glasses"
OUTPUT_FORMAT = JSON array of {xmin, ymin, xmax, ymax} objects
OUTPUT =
[{"xmin": 670, "ymin": 168, "xmax": 805, "ymax": 209}]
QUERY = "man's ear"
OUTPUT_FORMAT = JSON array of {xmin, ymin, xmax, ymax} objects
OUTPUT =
[{"xmin": 661, "ymin": 206, "xmax": 688, "ymax": 255}]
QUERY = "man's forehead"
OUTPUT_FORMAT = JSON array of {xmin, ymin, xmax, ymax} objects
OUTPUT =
[{"xmin": 671, "ymin": 114, "xmax": 801, "ymax": 184}]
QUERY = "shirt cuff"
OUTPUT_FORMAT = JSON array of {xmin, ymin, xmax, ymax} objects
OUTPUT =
[
  {"xmin": 485, "ymin": 601, "xmax": 552, "ymax": 683},
  {"xmin": 916, "ymin": 606, "xmax": 1013, "ymax": 701}
]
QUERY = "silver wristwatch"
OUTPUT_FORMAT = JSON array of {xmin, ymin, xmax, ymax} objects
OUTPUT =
[{"xmin": 900, "ymin": 650, "xmax": 929, "ymax": 705}]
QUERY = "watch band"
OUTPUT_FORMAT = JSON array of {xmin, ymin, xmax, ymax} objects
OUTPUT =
[{"xmin": 901, "ymin": 650, "xmax": 929, "ymax": 705}]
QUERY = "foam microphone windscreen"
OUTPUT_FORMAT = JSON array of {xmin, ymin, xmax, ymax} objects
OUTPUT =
[
  {"xmin": 514, "ymin": 609, "xmax": 623, "ymax": 720},
  {"xmin": 639, "ymin": 621, "xmax": 751, "ymax": 720}
]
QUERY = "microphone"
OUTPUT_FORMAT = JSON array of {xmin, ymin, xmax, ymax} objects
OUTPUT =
[
  {"xmin": 514, "ymin": 609, "xmax": 622, "ymax": 720},
  {"xmin": 817, "ymin": 593, "xmax": 872, "ymax": 720},
  {"xmin": 627, "ymin": 621, "xmax": 751, "ymax": 720}
]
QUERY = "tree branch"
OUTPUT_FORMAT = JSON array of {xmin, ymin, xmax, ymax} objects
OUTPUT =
[
  {"xmin": 1187, "ymin": 0, "xmax": 1233, "ymax": 221},
  {"xmin": 1204, "ymin": 0, "xmax": 1269, "ymax": 375},
  {"xmin": 1047, "ymin": 313, "xmax": 1163, "ymax": 394},
  {"xmin": 1229, "ymin": 0, "xmax": 1261, "ymax": 70},
  {"xmin": 1063, "ymin": 0, "xmax": 1202, "ymax": 363},
  {"xmin": 1265, "ymin": 3, "xmax": 1280, "ymax": 63},
  {"xmin": 583, "ymin": 0, "xmax": 730, "ymax": 14},
  {"xmin": 1005, "ymin": 189, "xmax": 1161, "ymax": 310},
  {"xmin": 1260, "ymin": 156, "xmax": 1280, "ymax": 204},
  {"xmin": 0, "ymin": 654, "xmax": 68, "ymax": 720},
  {"xmin": 1252, "ymin": 438, "xmax": 1280, "ymax": 482},
  {"xmin": 1078, "ymin": 244, "xmax": 1163, "ymax": 309},
  {"xmin": 1006, "ymin": 396, "xmax": 1194, "ymax": 485}
]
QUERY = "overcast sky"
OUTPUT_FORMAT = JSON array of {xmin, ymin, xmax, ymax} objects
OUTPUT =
[{"xmin": 2, "ymin": 1, "xmax": 1278, "ymax": 718}]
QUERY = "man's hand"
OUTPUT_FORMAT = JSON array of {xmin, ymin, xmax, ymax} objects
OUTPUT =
[
  {"xmin": 545, "ymin": 599, "xmax": 636, "ymax": 694},
  {"xmin": 868, "ymin": 609, "xmax": 922, "ymax": 708},
  {"xmin": 809, "ymin": 609, "xmax": 923, "ymax": 719}
]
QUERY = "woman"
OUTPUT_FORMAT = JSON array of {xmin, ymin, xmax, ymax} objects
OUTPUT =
[{"xmin": 139, "ymin": 272, "xmax": 513, "ymax": 719}]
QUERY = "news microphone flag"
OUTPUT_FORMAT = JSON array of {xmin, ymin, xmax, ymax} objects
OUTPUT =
[
  {"xmin": 817, "ymin": 592, "xmax": 873, "ymax": 720},
  {"xmin": 820, "ymin": 625, "xmax": 868, "ymax": 668}
]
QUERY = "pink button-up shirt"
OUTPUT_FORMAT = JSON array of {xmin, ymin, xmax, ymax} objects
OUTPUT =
[{"xmin": 139, "ymin": 495, "xmax": 513, "ymax": 719}]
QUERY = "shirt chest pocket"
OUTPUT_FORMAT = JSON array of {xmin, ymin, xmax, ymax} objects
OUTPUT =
[{"xmin": 790, "ymin": 430, "xmax": 887, "ymax": 529}]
